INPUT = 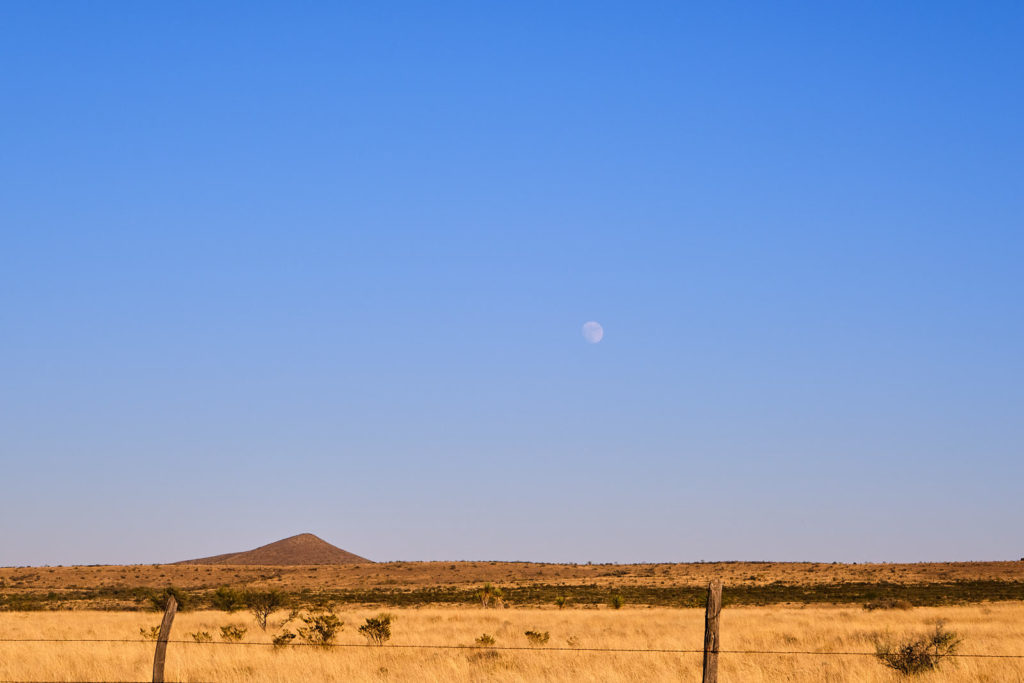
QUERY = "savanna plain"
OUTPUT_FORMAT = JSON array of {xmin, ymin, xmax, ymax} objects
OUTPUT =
[
  {"xmin": 2, "ymin": 561, "xmax": 1024, "ymax": 682},
  {"xmin": 4, "ymin": 605, "xmax": 1024, "ymax": 682}
]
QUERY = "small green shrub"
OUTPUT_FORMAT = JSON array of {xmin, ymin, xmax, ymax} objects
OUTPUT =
[
  {"xmin": 139, "ymin": 626, "xmax": 160, "ymax": 641},
  {"xmin": 297, "ymin": 612, "xmax": 343, "ymax": 647},
  {"xmin": 190, "ymin": 631, "xmax": 213, "ymax": 643},
  {"xmin": 147, "ymin": 587, "xmax": 190, "ymax": 612},
  {"xmin": 219, "ymin": 624, "xmax": 247, "ymax": 642},
  {"xmin": 358, "ymin": 613, "xmax": 393, "ymax": 645},
  {"xmin": 874, "ymin": 621, "xmax": 961, "ymax": 675},
  {"xmin": 211, "ymin": 587, "xmax": 244, "ymax": 612},
  {"xmin": 524, "ymin": 630, "xmax": 550, "ymax": 646},
  {"xmin": 608, "ymin": 594, "xmax": 625, "ymax": 609},
  {"xmin": 554, "ymin": 596, "xmax": 567, "ymax": 609},
  {"xmin": 474, "ymin": 633, "xmax": 496, "ymax": 647}
]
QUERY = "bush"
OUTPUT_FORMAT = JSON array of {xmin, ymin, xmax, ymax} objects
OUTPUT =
[
  {"xmin": 554, "ymin": 596, "xmax": 568, "ymax": 609},
  {"xmin": 245, "ymin": 590, "xmax": 288, "ymax": 631},
  {"xmin": 211, "ymin": 587, "xmax": 244, "ymax": 612},
  {"xmin": 874, "ymin": 621, "xmax": 961, "ymax": 675},
  {"xmin": 280, "ymin": 606, "xmax": 302, "ymax": 626},
  {"xmin": 220, "ymin": 624, "xmax": 247, "ymax": 642},
  {"xmin": 190, "ymin": 631, "xmax": 213, "ymax": 643},
  {"xmin": 139, "ymin": 626, "xmax": 160, "ymax": 641},
  {"xmin": 358, "ymin": 613, "xmax": 393, "ymax": 645},
  {"xmin": 608, "ymin": 594, "xmax": 625, "ymax": 610},
  {"xmin": 524, "ymin": 630, "xmax": 550, "ymax": 646},
  {"xmin": 475, "ymin": 633, "xmax": 496, "ymax": 647},
  {"xmin": 477, "ymin": 583, "xmax": 504, "ymax": 608},
  {"xmin": 272, "ymin": 631, "xmax": 296, "ymax": 649},
  {"xmin": 297, "ymin": 612, "xmax": 343, "ymax": 647},
  {"xmin": 147, "ymin": 587, "xmax": 190, "ymax": 612}
]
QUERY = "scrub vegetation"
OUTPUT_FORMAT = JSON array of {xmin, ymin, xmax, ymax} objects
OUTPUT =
[
  {"xmin": 1, "ymin": 605, "xmax": 1022, "ymax": 682},
  {"xmin": 2, "ymin": 561, "xmax": 1023, "ymax": 611}
]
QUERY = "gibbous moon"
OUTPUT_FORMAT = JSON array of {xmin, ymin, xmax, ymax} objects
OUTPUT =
[{"xmin": 582, "ymin": 321, "xmax": 604, "ymax": 343}]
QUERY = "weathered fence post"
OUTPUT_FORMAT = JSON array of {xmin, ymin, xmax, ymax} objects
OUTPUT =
[
  {"xmin": 152, "ymin": 594, "xmax": 178, "ymax": 683},
  {"xmin": 702, "ymin": 580, "xmax": 722, "ymax": 683}
]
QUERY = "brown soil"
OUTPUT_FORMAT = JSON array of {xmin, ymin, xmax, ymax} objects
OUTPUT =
[{"xmin": 3, "ymin": 560, "xmax": 1022, "ymax": 595}]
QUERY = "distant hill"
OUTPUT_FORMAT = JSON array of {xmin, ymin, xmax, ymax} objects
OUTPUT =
[{"xmin": 177, "ymin": 533, "xmax": 371, "ymax": 565}]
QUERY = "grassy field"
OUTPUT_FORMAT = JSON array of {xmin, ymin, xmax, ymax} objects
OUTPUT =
[
  {"xmin": 3, "ymin": 560, "xmax": 1023, "ymax": 610},
  {"xmin": 2, "ymin": 604, "xmax": 1023, "ymax": 682},
  {"xmin": 4, "ymin": 560, "xmax": 1023, "ymax": 679}
]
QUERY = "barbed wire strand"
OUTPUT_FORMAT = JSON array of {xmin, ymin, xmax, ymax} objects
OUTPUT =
[{"xmin": 0, "ymin": 638, "xmax": 1023, "ymax": 658}]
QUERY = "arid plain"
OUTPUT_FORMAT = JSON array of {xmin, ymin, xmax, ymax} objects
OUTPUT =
[
  {"xmin": 3, "ymin": 557, "xmax": 1023, "ymax": 609},
  {"xmin": 3, "ymin": 548, "xmax": 1024, "ymax": 681}
]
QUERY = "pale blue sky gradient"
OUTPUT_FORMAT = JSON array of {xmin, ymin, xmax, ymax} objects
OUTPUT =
[{"xmin": 1, "ymin": 2, "xmax": 1022, "ymax": 565}]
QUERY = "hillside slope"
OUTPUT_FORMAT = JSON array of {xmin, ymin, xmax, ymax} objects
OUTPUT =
[{"xmin": 177, "ymin": 533, "xmax": 371, "ymax": 565}]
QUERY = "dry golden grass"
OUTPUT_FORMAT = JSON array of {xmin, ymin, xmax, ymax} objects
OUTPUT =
[{"xmin": 2, "ymin": 604, "xmax": 1023, "ymax": 682}]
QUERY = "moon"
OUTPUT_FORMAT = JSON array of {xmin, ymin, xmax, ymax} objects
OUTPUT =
[{"xmin": 581, "ymin": 321, "xmax": 604, "ymax": 343}]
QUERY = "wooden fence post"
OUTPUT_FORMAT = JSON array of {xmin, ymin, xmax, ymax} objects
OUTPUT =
[
  {"xmin": 152, "ymin": 595, "xmax": 178, "ymax": 683},
  {"xmin": 702, "ymin": 581, "xmax": 722, "ymax": 683}
]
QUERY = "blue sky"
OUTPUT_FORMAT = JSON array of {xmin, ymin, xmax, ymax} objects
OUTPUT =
[{"xmin": 1, "ymin": 2, "xmax": 1021, "ymax": 565}]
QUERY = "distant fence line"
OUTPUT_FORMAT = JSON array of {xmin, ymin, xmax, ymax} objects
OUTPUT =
[{"xmin": 3, "ymin": 638, "xmax": 1024, "ymax": 657}]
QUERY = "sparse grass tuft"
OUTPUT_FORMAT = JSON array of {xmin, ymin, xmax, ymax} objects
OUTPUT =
[
  {"xmin": 524, "ymin": 630, "xmax": 550, "ymax": 645},
  {"xmin": 219, "ymin": 624, "xmax": 247, "ymax": 642},
  {"xmin": 864, "ymin": 598, "xmax": 913, "ymax": 611},
  {"xmin": 474, "ymin": 633, "xmax": 496, "ymax": 647}
]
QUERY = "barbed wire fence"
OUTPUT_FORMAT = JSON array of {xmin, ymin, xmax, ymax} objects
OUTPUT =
[
  {"xmin": 2, "ymin": 586, "xmax": 1022, "ymax": 683},
  {"xmin": 3, "ymin": 637, "xmax": 1024, "ymax": 657}
]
